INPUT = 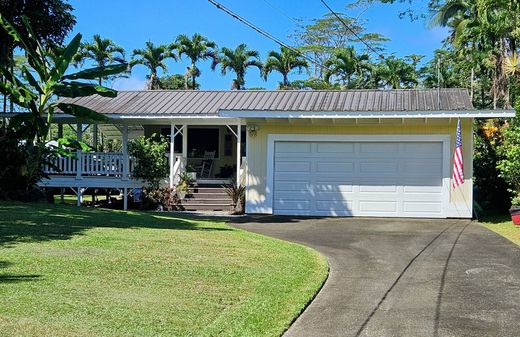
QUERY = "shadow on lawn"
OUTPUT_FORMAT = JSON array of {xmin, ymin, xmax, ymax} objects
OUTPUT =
[
  {"xmin": 0, "ymin": 260, "xmax": 41, "ymax": 284},
  {"xmin": 0, "ymin": 202, "xmax": 233, "ymax": 248}
]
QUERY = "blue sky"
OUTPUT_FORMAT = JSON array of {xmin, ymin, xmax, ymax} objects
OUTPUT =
[{"xmin": 69, "ymin": 0, "xmax": 448, "ymax": 90}]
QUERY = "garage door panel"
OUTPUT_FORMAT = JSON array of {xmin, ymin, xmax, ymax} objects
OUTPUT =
[
  {"xmin": 317, "ymin": 142, "xmax": 355, "ymax": 153},
  {"xmin": 316, "ymin": 162, "xmax": 355, "ymax": 173},
  {"xmin": 359, "ymin": 201, "xmax": 398, "ymax": 213},
  {"xmin": 316, "ymin": 200, "xmax": 354, "ymax": 212},
  {"xmin": 272, "ymin": 140, "xmax": 445, "ymax": 218}
]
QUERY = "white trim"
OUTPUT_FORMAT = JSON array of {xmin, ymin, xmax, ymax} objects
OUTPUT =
[
  {"xmin": 261, "ymin": 134, "xmax": 452, "ymax": 217},
  {"xmin": 219, "ymin": 109, "xmax": 515, "ymax": 119}
]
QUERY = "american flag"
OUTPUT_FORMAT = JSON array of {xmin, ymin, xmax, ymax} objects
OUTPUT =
[{"xmin": 452, "ymin": 118, "xmax": 464, "ymax": 189}]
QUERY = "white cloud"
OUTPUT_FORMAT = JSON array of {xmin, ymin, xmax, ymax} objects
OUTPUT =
[{"xmin": 111, "ymin": 76, "xmax": 147, "ymax": 90}]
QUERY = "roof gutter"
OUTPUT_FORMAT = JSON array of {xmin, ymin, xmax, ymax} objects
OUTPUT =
[{"xmin": 218, "ymin": 109, "xmax": 516, "ymax": 119}]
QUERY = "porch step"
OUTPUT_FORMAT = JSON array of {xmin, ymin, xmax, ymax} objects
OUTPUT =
[
  {"xmin": 179, "ymin": 203, "xmax": 233, "ymax": 211},
  {"xmin": 186, "ymin": 192, "xmax": 228, "ymax": 199},
  {"xmin": 188, "ymin": 187, "xmax": 230, "ymax": 194},
  {"xmin": 181, "ymin": 198, "xmax": 231, "ymax": 205}
]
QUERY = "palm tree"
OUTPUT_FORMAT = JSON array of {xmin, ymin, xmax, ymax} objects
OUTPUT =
[
  {"xmin": 132, "ymin": 41, "xmax": 177, "ymax": 90},
  {"xmin": 374, "ymin": 56, "xmax": 418, "ymax": 89},
  {"xmin": 324, "ymin": 47, "xmax": 370, "ymax": 88},
  {"xmin": 262, "ymin": 47, "xmax": 308, "ymax": 87},
  {"xmin": 74, "ymin": 34, "xmax": 126, "ymax": 85},
  {"xmin": 175, "ymin": 33, "xmax": 218, "ymax": 90},
  {"xmin": 219, "ymin": 44, "xmax": 262, "ymax": 90}
]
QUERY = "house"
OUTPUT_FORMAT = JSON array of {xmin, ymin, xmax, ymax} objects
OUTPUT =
[{"xmin": 40, "ymin": 89, "xmax": 513, "ymax": 218}]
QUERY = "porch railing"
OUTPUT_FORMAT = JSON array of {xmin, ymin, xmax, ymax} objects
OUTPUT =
[
  {"xmin": 172, "ymin": 155, "xmax": 186, "ymax": 185},
  {"xmin": 44, "ymin": 152, "xmax": 134, "ymax": 177},
  {"xmin": 239, "ymin": 156, "xmax": 247, "ymax": 186}
]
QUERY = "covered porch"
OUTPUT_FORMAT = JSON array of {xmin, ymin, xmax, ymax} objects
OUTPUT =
[{"xmin": 40, "ymin": 117, "xmax": 247, "ymax": 210}]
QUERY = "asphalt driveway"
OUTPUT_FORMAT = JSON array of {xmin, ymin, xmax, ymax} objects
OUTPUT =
[{"xmin": 232, "ymin": 217, "xmax": 520, "ymax": 337}]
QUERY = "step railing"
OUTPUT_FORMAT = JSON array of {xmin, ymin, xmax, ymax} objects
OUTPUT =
[{"xmin": 239, "ymin": 156, "xmax": 247, "ymax": 186}]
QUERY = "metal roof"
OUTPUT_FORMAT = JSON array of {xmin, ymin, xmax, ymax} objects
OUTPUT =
[{"xmin": 58, "ymin": 89, "xmax": 475, "ymax": 116}]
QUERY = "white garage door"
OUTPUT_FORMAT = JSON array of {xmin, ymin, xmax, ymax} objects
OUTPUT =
[{"xmin": 273, "ymin": 141, "xmax": 446, "ymax": 218}]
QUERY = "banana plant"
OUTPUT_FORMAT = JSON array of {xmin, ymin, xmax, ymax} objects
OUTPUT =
[{"xmin": 0, "ymin": 14, "xmax": 127, "ymax": 145}]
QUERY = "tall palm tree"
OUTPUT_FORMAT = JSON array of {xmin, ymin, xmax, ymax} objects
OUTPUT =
[
  {"xmin": 219, "ymin": 44, "xmax": 262, "ymax": 90},
  {"xmin": 74, "ymin": 34, "xmax": 126, "ymax": 85},
  {"xmin": 262, "ymin": 47, "xmax": 308, "ymax": 87},
  {"xmin": 375, "ymin": 56, "xmax": 418, "ymax": 89},
  {"xmin": 131, "ymin": 41, "xmax": 177, "ymax": 90},
  {"xmin": 324, "ymin": 47, "xmax": 370, "ymax": 88},
  {"xmin": 175, "ymin": 33, "xmax": 218, "ymax": 90}
]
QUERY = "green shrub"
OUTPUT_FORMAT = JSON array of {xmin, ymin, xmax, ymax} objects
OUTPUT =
[
  {"xmin": 129, "ymin": 134, "xmax": 169, "ymax": 189},
  {"xmin": 497, "ymin": 105, "xmax": 520, "ymax": 207}
]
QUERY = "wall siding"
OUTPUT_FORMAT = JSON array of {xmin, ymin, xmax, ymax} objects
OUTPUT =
[{"xmin": 246, "ymin": 118, "xmax": 473, "ymax": 218}]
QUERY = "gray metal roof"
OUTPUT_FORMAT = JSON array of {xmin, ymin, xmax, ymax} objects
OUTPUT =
[{"xmin": 59, "ymin": 89, "xmax": 474, "ymax": 116}]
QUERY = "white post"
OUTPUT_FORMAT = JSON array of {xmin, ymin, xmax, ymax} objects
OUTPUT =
[
  {"xmin": 76, "ymin": 123, "xmax": 82, "ymax": 179},
  {"xmin": 123, "ymin": 187, "xmax": 128, "ymax": 211},
  {"xmin": 169, "ymin": 123, "xmax": 175, "ymax": 188},
  {"xmin": 122, "ymin": 125, "xmax": 129, "ymax": 180},
  {"xmin": 236, "ymin": 121, "xmax": 241, "ymax": 184},
  {"xmin": 182, "ymin": 125, "xmax": 188, "ymax": 159},
  {"xmin": 93, "ymin": 123, "xmax": 98, "ymax": 151}
]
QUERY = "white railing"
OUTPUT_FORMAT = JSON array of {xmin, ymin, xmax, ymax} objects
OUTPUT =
[
  {"xmin": 239, "ymin": 156, "xmax": 247, "ymax": 186},
  {"xmin": 172, "ymin": 155, "xmax": 186, "ymax": 185},
  {"xmin": 44, "ymin": 152, "xmax": 133, "ymax": 177}
]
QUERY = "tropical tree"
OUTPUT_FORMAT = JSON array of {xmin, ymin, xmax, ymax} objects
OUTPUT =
[
  {"xmin": 73, "ymin": 34, "xmax": 126, "ymax": 85},
  {"xmin": 0, "ymin": 14, "xmax": 126, "ymax": 196},
  {"xmin": 324, "ymin": 47, "xmax": 370, "ymax": 88},
  {"xmin": 219, "ymin": 44, "xmax": 262, "ymax": 90},
  {"xmin": 132, "ymin": 41, "xmax": 177, "ymax": 90},
  {"xmin": 262, "ymin": 46, "xmax": 308, "ymax": 87},
  {"xmin": 373, "ymin": 56, "xmax": 418, "ymax": 89},
  {"xmin": 0, "ymin": 0, "xmax": 76, "ymax": 113},
  {"xmin": 175, "ymin": 33, "xmax": 218, "ymax": 90},
  {"xmin": 158, "ymin": 74, "xmax": 199, "ymax": 90}
]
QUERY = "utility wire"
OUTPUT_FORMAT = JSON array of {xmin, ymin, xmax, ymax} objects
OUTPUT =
[
  {"xmin": 206, "ymin": 0, "xmax": 329, "ymax": 71},
  {"xmin": 259, "ymin": 0, "xmax": 304, "ymax": 28},
  {"xmin": 319, "ymin": 0, "xmax": 385, "ymax": 59}
]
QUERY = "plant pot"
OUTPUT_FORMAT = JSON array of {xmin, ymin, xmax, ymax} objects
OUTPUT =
[
  {"xmin": 187, "ymin": 172, "xmax": 197, "ymax": 181},
  {"xmin": 510, "ymin": 206, "xmax": 520, "ymax": 225}
]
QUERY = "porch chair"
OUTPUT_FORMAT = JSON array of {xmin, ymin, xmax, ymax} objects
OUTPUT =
[{"xmin": 196, "ymin": 151, "xmax": 216, "ymax": 178}]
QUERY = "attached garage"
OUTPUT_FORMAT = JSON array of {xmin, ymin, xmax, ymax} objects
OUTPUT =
[{"xmin": 270, "ymin": 136, "xmax": 450, "ymax": 218}]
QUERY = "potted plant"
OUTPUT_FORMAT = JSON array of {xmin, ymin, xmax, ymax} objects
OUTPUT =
[
  {"xmin": 510, "ymin": 196, "xmax": 520, "ymax": 225},
  {"xmin": 186, "ymin": 165, "xmax": 197, "ymax": 181},
  {"xmin": 176, "ymin": 172, "xmax": 194, "ymax": 200}
]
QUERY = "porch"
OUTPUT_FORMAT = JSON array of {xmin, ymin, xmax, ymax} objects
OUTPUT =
[{"xmin": 40, "ymin": 119, "xmax": 247, "ymax": 210}]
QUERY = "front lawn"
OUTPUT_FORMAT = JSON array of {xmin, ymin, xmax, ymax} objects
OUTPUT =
[
  {"xmin": 480, "ymin": 214, "xmax": 520, "ymax": 246},
  {"xmin": 0, "ymin": 202, "xmax": 327, "ymax": 337}
]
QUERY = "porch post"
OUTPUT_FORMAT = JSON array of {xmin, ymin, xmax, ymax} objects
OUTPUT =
[
  {"xmin": 76, "ymin": 123, "xmax": 82, "ymax": 180},
  {"xmin": 122, "ymin": 125, "xmax": 129, "ymax": 180},
  {"xmin": 93, "ymin": 123, "xmax": 98, "ymax": 151},
  {"xmin": 57, "ymin": 123, "xmax": 63, "ymax": 139},
  {"xmin": 169, "ymin": 122, "xmax": 175, "ymax": 188},
  {"xmin": 236, "ymin": 121, "xmax": 241, "ymax": 184},
  {"xmin": 182, "ymin": 124, "xmax": 188, "ymax": 158}
]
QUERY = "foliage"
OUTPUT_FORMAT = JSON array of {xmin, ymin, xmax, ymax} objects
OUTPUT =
[
  {"xmin": 0, "ymin": 14, "xmax": 126, "ymax": 195},
  {"xmin": 262, "ymin": 46, "xmax": 308, "ymax": 87},
  {"xmin": 175, "ymin": 33, "xmax": 218, "ymax": 89},
  {"xmin": 372, "ymin": 55, "xmax": 418, "ymax": 89},
  {"xmin": 0, "ymin": 0, "xmax": 75, "ymax": 67},
  {"xmin": 143, "ymin": 187, "xmax": 179, "ymax": 211},
  {"xmin": 158, "ymin": 73, "xmax": 199, "ymax": 90},
  {"xmin": 224, "ymin": 183, "xmax": 245, "ymax": 214},
  {"xmin": 73, "ymin": 34, "xmax": 126, "ymax": 85},
  {"xmin": 176, "ymin": 171, "xmax": 194, "ymax": 197},
  {"xmin": 131, "ymin": 41, "xmax": 177, "ymax": 90},
  {"xmin": 285, "ymin": 77, "xmax": 341, "ymax": 90},
  {"xmin": 497, "ymin": 107, "xmax": 520, "ymax": 204},
  {"xmin": 219, "ymin": 43, "xmax": 262, "ymax": 90},
  {"xmin": 128, "ymin": 134, "xmax": 169, "ymax": 189},
  {"xmin": 292, "ymin": 11, "xmax": 388, "ymax": 78},
  {"xmin": 0, "ymin": 201, "xmax": 328, "ymax": 337},
  {"xmin": 324, "ymin": 47, "xmax": 370, "ymax": 88}
]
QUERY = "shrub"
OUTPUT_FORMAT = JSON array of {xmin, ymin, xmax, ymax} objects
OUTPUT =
[
  {"xmin": 497, "ymin": 105, "xmax": 520, "ymax": 207},
  {"xmin": 142, "ymin": 187, "xmax": 180, "ymax": 211},
  {"xmin": 224, "ymin": 183, "xmax": 245, "ymax": 214},
  {"xmin": 129, "ymin": 134, "xmax": 169, "ymax": 189}
]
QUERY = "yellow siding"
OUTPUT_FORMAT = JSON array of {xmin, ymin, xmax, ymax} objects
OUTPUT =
[{"xmin": 246, "ymin": 118, "xmax": 473, "ymax": 217}]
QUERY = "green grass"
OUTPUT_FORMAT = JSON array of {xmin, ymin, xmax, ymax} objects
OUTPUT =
[
  {"xmin": 480, "ymin": 213, "xmax": 520, "ymax": 246},
  {"xmin": 0, "ymin": 202, "xmax": 328, "ymax": 337}
]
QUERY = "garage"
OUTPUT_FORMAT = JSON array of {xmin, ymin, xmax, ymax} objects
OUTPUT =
[{"xmin": 271, "ymin": 137, "xmax": 449, "ymax": 218}]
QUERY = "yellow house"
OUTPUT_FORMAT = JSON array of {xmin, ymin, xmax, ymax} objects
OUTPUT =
[{"xmin": 45, "ymin": 89, "xmax": 513, "ymax": 218}]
